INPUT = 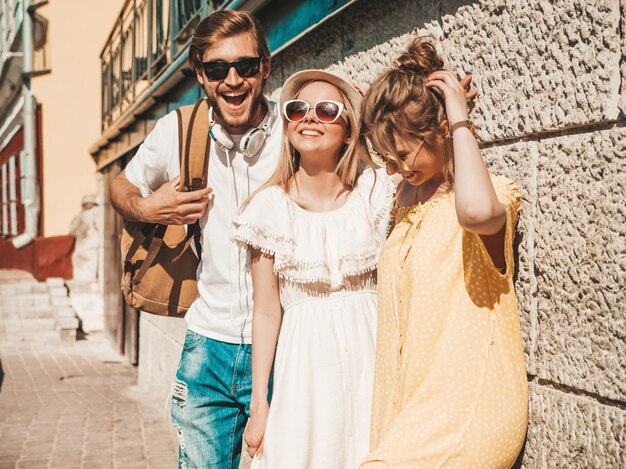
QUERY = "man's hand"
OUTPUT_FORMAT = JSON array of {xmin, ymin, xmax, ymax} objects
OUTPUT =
[
  {"xmin": 138, "ymin": 176, "xmax": 212, "ymax": 225},
  {"xmin": 244, "ymin": 400, "xmax": 269, "ymax": 459}
]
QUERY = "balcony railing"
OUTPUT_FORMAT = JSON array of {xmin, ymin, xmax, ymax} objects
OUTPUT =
[
  {"xmin": 1, "ymin": 0, "xmax": 23, "ymax": 55},
  {"xmin": 101, "ymin": 0, "xmax": 217, "ymax": 130}
]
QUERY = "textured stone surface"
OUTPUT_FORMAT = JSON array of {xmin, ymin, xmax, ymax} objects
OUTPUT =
[
  {"xmin": 534, "ymin": 127, "xmax": 626, "ymax": 401},
  {"xmin": 338, "ymin": 0, "xmax": 440, "ymax": 85},
  {"xmin": 276, "ymin": 12, "xmax": 344, "ymax": 84},
  {"xmin": 619, "ymin": 0, "xmax": 626, "ymax": 116},
  {"xmin": 442, "ymin": 0, "xmax": 622, "ymax": 142},
  {"xmin": 521, "ymin": 383, "xmax": 626, "ymax": 468},
  {"xmin": 483, "ymin": 141, "xmax": 536, "ymax": 365},
  {"xmin": 267, "ymin": 0, "xmax": 440, "ymax": 99},
  {"xmin": 269, "ymin": 0, "xmax": 622, "ymax": 142},
  {"xmin": 137, "ymin": 313, "xmax": 187, "ymax": 405}
]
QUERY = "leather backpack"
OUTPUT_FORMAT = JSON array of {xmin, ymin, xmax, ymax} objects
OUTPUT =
[{"xmin": 121, "ymin": 99, "xmax": 210, "ymax": 317}]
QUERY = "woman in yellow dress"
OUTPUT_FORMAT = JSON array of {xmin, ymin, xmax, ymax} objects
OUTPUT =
[{"xmin": 359, "ymin": 37, "xmax": 528, "ymax": 468}]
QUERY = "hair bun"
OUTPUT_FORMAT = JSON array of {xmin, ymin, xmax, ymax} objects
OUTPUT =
[{"xmin": 394, "ymin": 37, "xmax": 444, "ymax": 76}]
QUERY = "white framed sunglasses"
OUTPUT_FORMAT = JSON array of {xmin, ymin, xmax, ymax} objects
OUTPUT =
[{"xmin": 283, "ymin": 99, "xmax": 345, "ymax": 124}]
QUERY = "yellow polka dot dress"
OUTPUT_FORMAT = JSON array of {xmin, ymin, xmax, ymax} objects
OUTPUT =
[{"xmin": 362, "ymin": 175, "xmax": 528, "ymax": 469}]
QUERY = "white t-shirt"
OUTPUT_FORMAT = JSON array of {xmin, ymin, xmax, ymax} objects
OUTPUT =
[{"xmin": 124, "ymin": 102, "xmax": 282, "ymax": 344}]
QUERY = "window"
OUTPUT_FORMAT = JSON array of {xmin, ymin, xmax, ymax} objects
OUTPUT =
[
  {"xmin": 1, "ymin": 162, "xmax": 8, "ymax": 236},
  {"xmin": 9, "ymin": 154, "xmax": 17, "ymax": 235}
]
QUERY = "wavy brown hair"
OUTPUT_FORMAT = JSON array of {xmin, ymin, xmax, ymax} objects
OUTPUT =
[
  {"xmin": 189, "ymin": 10, "xmax": 270, "ymax": 70},
  {"xmin": 360, "ymin": 36, "xmax": 456, "ymax": 188}
]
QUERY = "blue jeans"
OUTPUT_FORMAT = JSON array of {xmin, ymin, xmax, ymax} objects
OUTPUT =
[{"xmin": 171, "ymin": 331, "xmax": 260, "ymax": 469}]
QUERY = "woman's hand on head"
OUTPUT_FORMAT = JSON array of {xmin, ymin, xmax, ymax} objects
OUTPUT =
[
  {"xmin": 459, "ymin": 74, "xmax": 478, "ymax": 102},
  {"xmin": 352, "ymin": 81, "xmax": 367, "ymax": 98},
  {"xmin": 426, "ymin": 70, "xmax": 471, "ymax": 126}
]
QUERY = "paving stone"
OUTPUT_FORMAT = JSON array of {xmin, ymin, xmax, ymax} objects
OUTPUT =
[
  {"xmin": 19, "ymin": 306, "xmax": 41, "ymax": 319},
  {"xmin": 54, "ymin": 306, "xmax": 76, "ymax": 318},
  {"xmin": 2, "ymin": 319, "xmax": 56, "ymax": 333},
  {"xmin": 48, "ymin": 286, "xmax": 68, "ymax": 297},
  {"xmin": 46, "ymin": 278, "xmax": 65, "ymax": 288},
  {"xmin": 16, "ymin": 459, "xmax": 49, "ymax": 469},
  {"xmin": 31, "ymin": 293, "xmax": 51, "ymax": 306},
  {"xmin": 51, "ymin": 296, "xmax": 72, "ymax": 307},
  {"xmin": 0, "ymin": 330, "xmax": 177, "ymax": 468},
  {"xmin": 1, "ymin": 309, "xmax": 21, "ymax": 320},
  {"xmin": 0, "ymin": 284, "xmax": 19, "ymax": 296},
  {"xmin": 17, "ymin": 295, "xmax": 34, "ymax": 307},
  {"xmin": 31, "ymin": 283, "xmax": 49, "ymax": 294},
  {"xmin": 1, "ymin": 298, "xmax": 18, "ymax": 309},
  {"xmin": 34, "ymin": 304, "xmax": 54, "ymax": 318},
  {"xmin": 16, "ymin": 283, "xmax": 33, "ymax": 294}
]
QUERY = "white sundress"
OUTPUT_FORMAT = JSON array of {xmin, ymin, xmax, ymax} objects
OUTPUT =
[{"xmin": 232, "ymin": 167, "xmax": 395, "ymax": 469}]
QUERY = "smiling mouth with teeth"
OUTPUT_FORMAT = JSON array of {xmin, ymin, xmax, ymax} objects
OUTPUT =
[
  {"xmin": 301, "ymin": 129, "xmax": 323, "ymax": 136},
  {"xmin": 222, "ymin": 92, "xmax": 248, "ymax": 107}
]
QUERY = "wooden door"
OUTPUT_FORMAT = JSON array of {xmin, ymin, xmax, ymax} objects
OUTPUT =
[{"xmin": 103, "ymin": 162, "xmax": 124, "ymax": 354}]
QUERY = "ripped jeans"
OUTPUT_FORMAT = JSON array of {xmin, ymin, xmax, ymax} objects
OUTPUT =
[{"xmin": 171, "ymin": 330, "xmax": 258, "ymax": 469}]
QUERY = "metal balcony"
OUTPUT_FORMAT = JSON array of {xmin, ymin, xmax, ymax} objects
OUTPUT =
[
  {"xmin": 0, "ymin": 0, "xmax": 49, "ymax": 124},
  {"xmin": 100, "ymin": 0, "xmax": 216, "ymax": 131},
  {"xmin": 97, "ymin": 0, "xmax": 358, "ymax": 135}
]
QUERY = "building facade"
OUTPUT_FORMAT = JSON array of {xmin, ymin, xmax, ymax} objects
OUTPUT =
[
  {"xmin": 0, "ymin": 0, "xmax": 123, "ymax": 280},
  {"xmin": 91, "ymin": 0, "xmax": 625, "ymax": 467},
  {"xmin": 0, "ymin": 0, "xmax": 48, "ymax": 276}
]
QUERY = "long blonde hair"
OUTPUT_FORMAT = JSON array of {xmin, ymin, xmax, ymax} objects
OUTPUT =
[
  {"xmin": 243, "ymin": 79, "xmax": 365, "ymax": 209},
  {"xmin": 360, "ymin": 36, "xmax": 459, "ymax": 189}
]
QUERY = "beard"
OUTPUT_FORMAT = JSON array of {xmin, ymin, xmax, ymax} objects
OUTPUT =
[{"xmin": 203, "ymin": 83, "xmax": 265, "ymax": 132}]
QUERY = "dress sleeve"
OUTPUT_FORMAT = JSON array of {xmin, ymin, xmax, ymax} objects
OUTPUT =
[
  {"xmin": 231, "ymin": 187, "xmax": 295, "ymax": 257},
  {"xmin": 124, "ymin": 111, "xmax": 179, "ymax": 196},
  {"xmin": 486, "ymin": 174, "xmax": 522, "ymax": 278},
  {"xmin": 356, "ymin": 166, "xmax": 397, "ymax": 241}
]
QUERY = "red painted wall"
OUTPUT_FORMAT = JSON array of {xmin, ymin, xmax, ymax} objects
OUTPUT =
[
  {"xmin": 0, "ymin": 106, "xmax": 73, "ymax": 280},
  {"xmin": 0, "ymin": 235, "xmax": 75, "ymax": 280}
]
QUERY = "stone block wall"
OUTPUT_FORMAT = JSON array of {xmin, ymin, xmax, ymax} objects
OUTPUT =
[
  {"xmin": 266, "ymin": 0, "xmax": 625, "ymax": 466},
  {"xmin": 137, "ymin": 314, "xmax": 187, "ymax": 404}
]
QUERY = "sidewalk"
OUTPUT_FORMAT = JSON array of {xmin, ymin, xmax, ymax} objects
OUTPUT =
[{"xmin": 0, "ymin": 329, "xmax": 178, "ymax": 469}]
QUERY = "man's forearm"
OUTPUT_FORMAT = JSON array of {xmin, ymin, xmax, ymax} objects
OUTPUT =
[
  {"xmin": 110, "ymin": 172, "xmax": 211, "ymax": 225},
  {"xmin": 110, "ymin": 172, "xmax": 146, "ymax": 222}
]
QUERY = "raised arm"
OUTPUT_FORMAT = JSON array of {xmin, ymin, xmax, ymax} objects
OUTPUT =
[
  {"xmin": 244, "ymin": 248, "xmax": 282, "ymax": 459},
  {"xmin": 426, "ymin": 70, "xmax": 505, "ymax": 236},
  {"xmin": 110, "ymin": 171, "xmax": 211, "ymax": 225}
]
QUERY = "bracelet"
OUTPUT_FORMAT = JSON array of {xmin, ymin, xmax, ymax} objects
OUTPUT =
[{"xmin": 448, "ymin": 120, "xmax": 474, "ymax": 138}]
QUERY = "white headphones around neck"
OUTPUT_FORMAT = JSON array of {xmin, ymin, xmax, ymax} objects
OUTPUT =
[{"xmin": 208, "ymin": 100, "xmax": 275, "ymax": 158}]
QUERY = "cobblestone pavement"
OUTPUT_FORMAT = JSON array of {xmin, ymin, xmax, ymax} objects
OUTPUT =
[{"xmin": 0, "ymin": 330, "xmax": 178, "ymax": 469}]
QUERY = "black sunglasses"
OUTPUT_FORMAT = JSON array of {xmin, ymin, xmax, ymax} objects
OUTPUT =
[{"xmin": 200, "ymin": 57, "xmax": 265, "ymax": 81}]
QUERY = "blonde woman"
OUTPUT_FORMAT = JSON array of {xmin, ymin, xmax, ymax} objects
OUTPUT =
[
  {"xmin": 231, "ymin": 70, "xmax": 394, "ymax": 468},
  {"xmin": 360, "ymin": 37, "xmax": 528, "ymax": 468}
]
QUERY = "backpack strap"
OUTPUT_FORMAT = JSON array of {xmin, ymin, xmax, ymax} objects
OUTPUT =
[
  {"xmin": 176, "ymin": 98, "xmax": 211, "ymax": 192},
  {"xmin": 130, "ymin": 224, "xmax": 167, "ymax": 285},
  {"xmin": 174, "ymin": 98, "xmax": 211, "ymax": 259},
  {"xmin": 124, "ymin": 222, "xmax": 157, "ymax": 267}
]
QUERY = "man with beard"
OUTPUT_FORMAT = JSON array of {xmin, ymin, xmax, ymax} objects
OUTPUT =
[{"xmin": 110, "ymin": 10, "xmax": 281, "ymax": 468}]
